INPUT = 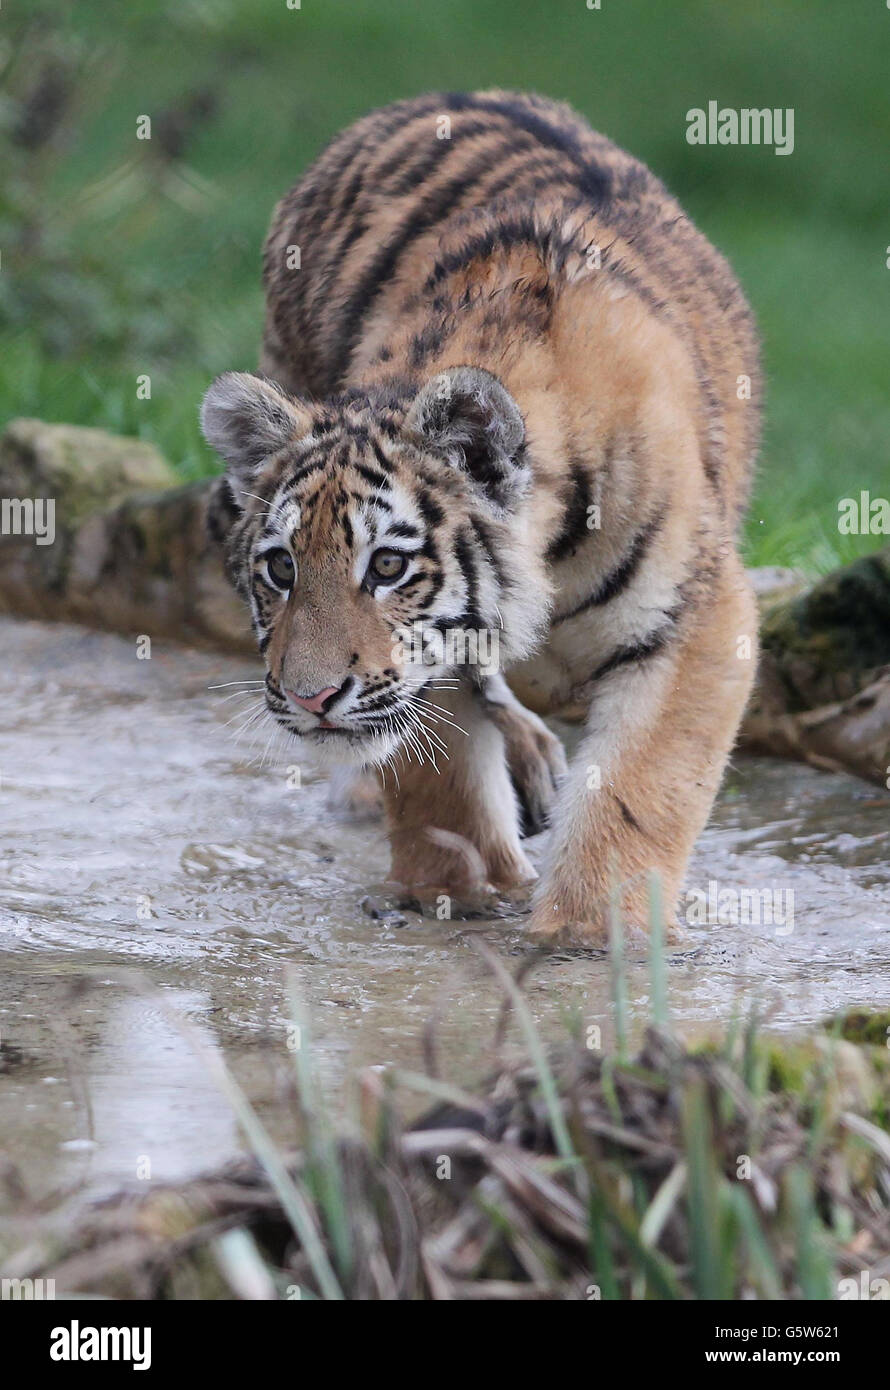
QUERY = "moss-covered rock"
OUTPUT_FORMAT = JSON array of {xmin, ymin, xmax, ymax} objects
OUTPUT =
[
  {"xmin": 825, "ymin": 1010, "xmax": 890, "ymax": 1049},
  {"xmin": 759, "ymin": 548, "xmax": 890, "ymax": 712},
  {"xmin": 0, "ymin": 417, "xmax": 252, "ymax": 651},
  {"xmin": 763, "ymin": 1035, "xmax": 879, "ymax": 1123},
  {"xmin": 740, "ymin": 547, "xmax": 890, "ymax": 787},
  {"xmin": 0, "ymin": 418, "xmax": 179, "ymax": 525}
]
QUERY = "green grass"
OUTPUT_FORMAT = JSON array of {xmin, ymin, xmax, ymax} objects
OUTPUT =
[{"xmin": 1, "ymin": 0, "xmax": 888, "ymax": 569}]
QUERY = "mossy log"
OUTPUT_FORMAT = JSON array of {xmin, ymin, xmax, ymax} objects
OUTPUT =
[
  {"xmin": 0, "ymin": 418, "xmax": 251, "ymax": 652},
  {"xmin": 739, "ymin": 550, "xmax": 890, "ymax": 786}
]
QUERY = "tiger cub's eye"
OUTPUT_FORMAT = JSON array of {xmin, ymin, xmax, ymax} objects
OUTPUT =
[
  {"xmin": 265, "ymin": 548, "xmax": 295, "ymax": 591},
  {"xmin": 369, "ymin": 549, "xmax": 408, "ymax": 583}
]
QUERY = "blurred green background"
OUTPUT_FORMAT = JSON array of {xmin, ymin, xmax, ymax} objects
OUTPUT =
[{"xmin": 1, "ymin": 0, "xmax": 887, "ymax": 570}]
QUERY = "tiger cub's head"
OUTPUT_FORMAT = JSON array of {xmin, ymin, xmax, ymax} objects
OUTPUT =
[{"xmin": 201, "ymin": 367, "xmax": 548, "ymax": 767}]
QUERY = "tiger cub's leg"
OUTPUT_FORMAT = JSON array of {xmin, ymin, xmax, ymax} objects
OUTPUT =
[
  {"xmin": 529, "ymin": 558, "xmax": 757, "ymax": 946},
  {"xmin": 326, "ymin": 682, "xmax": 565, "ymax": 836},
  {"xmin": 382, "ymin": 682, "xmax": 535, "ymax": 907},
  {"xmin": 479, "ymin": 673, "xmax": 568, "ymax": 836}
]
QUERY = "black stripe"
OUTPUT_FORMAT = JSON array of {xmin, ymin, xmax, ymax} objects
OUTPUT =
[
  {"xmin": 546, "ymin": 461, "xmax": 592, "ymax": 563},
  {"xmin": 385, "ymin": 120, "xmax": 534, "ymax": 199},
  {"xmin": 416, "ymin": 568, "xmax": 445, "ymax": 611},
  {"xmin": 586, "ymin": 608, "xmax": 682, "ymax": 685},
  {"xmin": 439, "ymin": 93, "xmax": 611, "ymax": 206},
  {"xmin": 295, "ymin": 481, "xmax": 327, "ymax": 523},
  {"xmin": 388, "ymin": 519, "xmax": 421, "ymax": 539},
  {"xmin": 419, "ymin": 531, "xmax": 440, "ymax": 562},
  {"xmin": 409, "ymin": 317, "xmax": 456, "ymax": 370},
  {"xmin": 320, "ymin": 98, "xmax": 444, "ymax": 258},
  {"xmin": 590, "ymin": 632, "xmax": 668, "ymax": 683},
  {"xmin": 552, "ymin": 510, "xmax": 665, "ymax": 626},
  {"xmin": 605, "ymin": 255, "xmax": 669, "ymax": 316},
  {"xmin": 329, "ymin": 142, "xmax": 525, "ymax": 383},
  {"xmin": 358, "ymin": 690, "xmax": 401, "ymax": 714},
  {"xmin": 423, "ymin": 212, "xmax": 541, "ymax": 292},
  {"xmin": 480, "ymin": 152, "xmax": 574, "ymax": 206},
  {"xmin": 616, "ymin": 796, "xmax": 643, "ymax": 833},
  {"xmin": 354, "ymin": 462, "xmax": 389, "ymax": 490},
  {"xmin": 375, "ymin": 414, "xmax": 402, "ymax": 440},
  {"xmin": 282, "ymin": 446, "xmax": 329, "ymax": 489},
  {"xmin": 369, "ymin": 438, "xmax": 395, "ymax": 473},
  {"xmin": 454, "ymin": 530, "xmax": 481, "ymax": 626},
  {"xmin": 416, "ymin": 486, "xmax": 445, "ymax": 528},
  {"xmin": 470, "ymin": 514, "xmax": 506, "ymax": 586},
  {"xmin": 283, "ymin": 460, "xmax": 326, "ymax": 492},
  {"xmin": 359, "ymin": 491, "xmax": 392, "ymax": 513}
]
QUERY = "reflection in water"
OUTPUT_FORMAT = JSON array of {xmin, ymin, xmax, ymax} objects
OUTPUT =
[
  {"xmin": 0, "ymin": 617, "xmax": 889, "ymax": 1202},
  {"xmin": 85, "ymin": 993, "xmax": 238, "ymax": 1190}
]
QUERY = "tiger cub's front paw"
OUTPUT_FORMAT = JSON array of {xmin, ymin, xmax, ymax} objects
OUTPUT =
[
  {"xmin": 526, "ymin": 900, "xmax": 611, "ymax": 950},
  {"xmin": 499, "ymin": 709, "xmax": 568, "ymax": 836},
  {"xmin": 527, "ymin": 879, "xmax": 684, "ymax": 951},
  {"xmin": 406, "ymin": 881, "xmax": 530, "ymax": 921}
]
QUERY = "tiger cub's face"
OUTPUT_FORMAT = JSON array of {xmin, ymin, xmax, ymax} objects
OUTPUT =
[{"xmin": 201, "ymin": 367, "xmax": 545, "ymax": 767}]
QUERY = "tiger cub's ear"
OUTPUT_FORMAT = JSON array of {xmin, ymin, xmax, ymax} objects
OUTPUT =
[
  {"xmin": 200, "ymin": 372, "xmax": 313, "ymax": 493},
  {"xmin": 405, "ymin": 367, "xmax": 529, "ymax": 510}
]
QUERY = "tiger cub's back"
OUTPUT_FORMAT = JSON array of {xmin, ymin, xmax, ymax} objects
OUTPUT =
[{"xmin": 261, "ymin": 90, "xmax": 759, "ymax": 513}]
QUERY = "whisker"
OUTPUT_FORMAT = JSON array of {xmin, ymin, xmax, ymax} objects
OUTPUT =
[
  {"xmin": 220, "ymin": 700, "xmax": 265, "ymax": 732},
  {"xmin": 207, "ymin": 680, "xmax": 266, "ymax": 690},
  {"xmin": 398, "ymin": 717, "xmax": 425, "ymax": 768},
  {"xmin": 403, "ymin": 695, "xmax": 469, "ymax": 737},
  {"xmin": 239, "ymin": 491, "xmax": 275, "ymax": 511},
  {"xmin": 213, "ymin": 689, "xmax": 269, "ymax": 706},
  {"xmin": 229, "ymin": 709, "xmax": 268, "ymax": 742},
  {"xmin": 405, "ymin": 708, "xmax": 448, "ymax": 756},
  {"xmin": 393, "ymin": 706, "xmax": 427, "ymax": 768},
  {"xmin": 401, "ymin": 706, "xmax": 444, "ymax": 771},
  {"xmin": 402, "ymin": 708, "xmax": 465, "ymax": 741}
]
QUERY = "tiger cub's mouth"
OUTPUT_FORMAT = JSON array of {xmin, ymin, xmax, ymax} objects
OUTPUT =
[
  {"xmin": 262, "ymin": 669, "xmax": 453, "ymax": 769},
  {"xmin": 266, "ymin": 695, "xmax": 411, "ymax": 767}
]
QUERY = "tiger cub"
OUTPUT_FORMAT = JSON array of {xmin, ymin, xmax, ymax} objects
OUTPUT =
[{"xmin": 201, "ymin": 91, "xmax": 760, "ymax": 945}]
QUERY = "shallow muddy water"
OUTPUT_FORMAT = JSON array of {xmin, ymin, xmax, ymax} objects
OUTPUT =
[{"xmin": 1, "ymin": 617, "xmax": 889, "ymax": 1208}]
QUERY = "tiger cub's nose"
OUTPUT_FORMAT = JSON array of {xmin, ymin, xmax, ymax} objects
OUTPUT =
[{"xmin": 286, "ymin": 685, "xmax": 342, "ymax": 716}]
